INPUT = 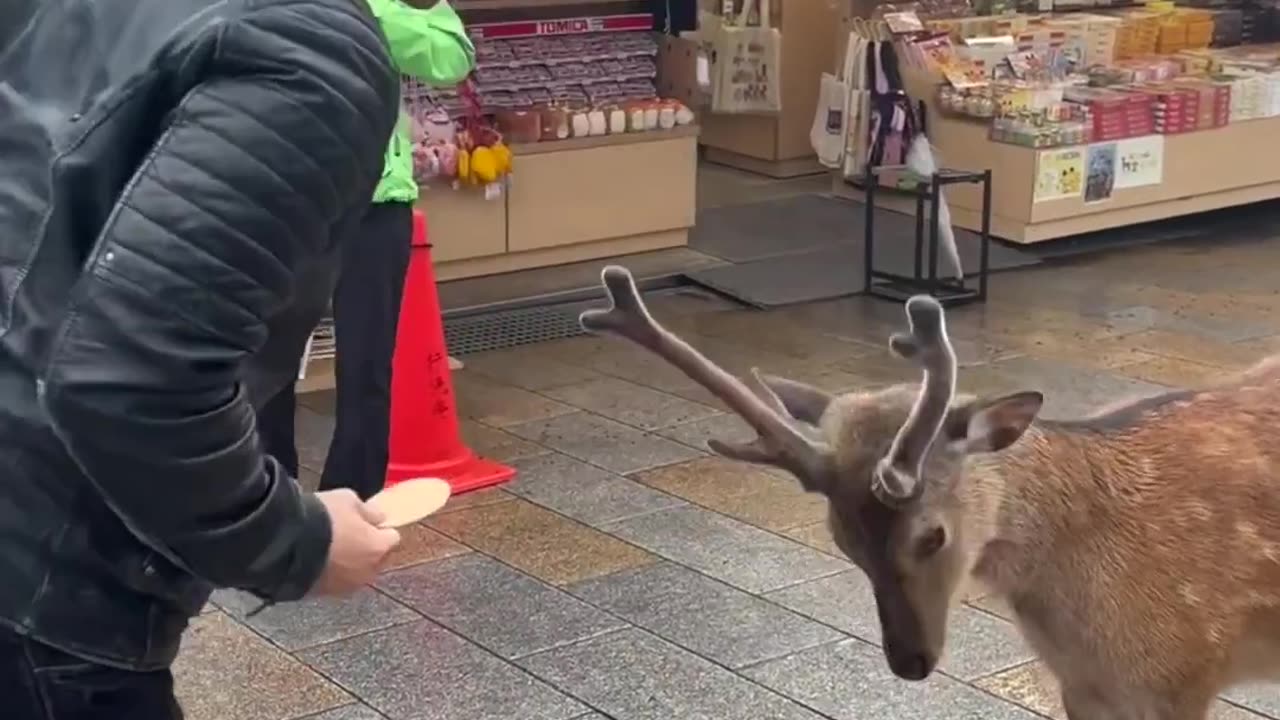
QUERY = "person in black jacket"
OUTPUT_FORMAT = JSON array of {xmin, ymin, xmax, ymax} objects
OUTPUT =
[{"xmin": 0, "ymin": 1, "xmax": 404, "ymax": 717}]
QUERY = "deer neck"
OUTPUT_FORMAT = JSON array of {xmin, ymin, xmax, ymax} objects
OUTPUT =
[{"xmin": 963, "ymin": 423, "xmax": 1102, "ymax": 598}]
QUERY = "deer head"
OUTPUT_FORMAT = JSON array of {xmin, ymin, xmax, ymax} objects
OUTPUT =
[{"xmin": 580, "ymin": 266, "xmax": 1044, "ymax": 681}]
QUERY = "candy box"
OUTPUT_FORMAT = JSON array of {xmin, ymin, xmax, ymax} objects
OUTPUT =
[{"xmin": 1170, "ymin": 77, "xmax": 1233, "ymax": 126}]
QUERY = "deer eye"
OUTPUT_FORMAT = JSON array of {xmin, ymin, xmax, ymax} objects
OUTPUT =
[{"xmin": 915, "ymin": 526, "xmax": 947, "ymax": 559}]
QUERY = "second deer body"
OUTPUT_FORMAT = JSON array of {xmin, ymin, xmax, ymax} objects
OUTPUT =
[
  {"xmin": 581, "ymin": 265, "xmax": 1280, "ymax": 720},
  {"xmin": 961, "ymin": 359, "xmax": 1280, "ymax": 719}
]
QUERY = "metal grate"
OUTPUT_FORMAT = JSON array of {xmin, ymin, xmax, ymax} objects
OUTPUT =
[
  {"xmin": 443, "ymin": 299, "xmax": 601, "ymax": 356},
  {"xmin": 306, "ymin": 283, "xmax": 727, "ymax": 361}
]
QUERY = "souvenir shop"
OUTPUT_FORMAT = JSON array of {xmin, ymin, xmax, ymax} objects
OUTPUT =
[
  {"xmin": 822, "ymin": 0, "xmax": 1280, "ymax": 244},
  {"xmin": 395, "ymin": 0, "xmax": 857, "ymax": 287},
  {"xmin": 307, "ymin": 0, "xmax": 849, "ymax": 386},
  {"xmin": 403, "ymin": 0, "xmax": 701, "ymax": 284}
]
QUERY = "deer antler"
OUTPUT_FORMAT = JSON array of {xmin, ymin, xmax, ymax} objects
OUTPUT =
[
  {"xmin": 872, "ymin": 295, "xmax": 957, "ymax": 506},
  {"xmin": 579, "ymin": 266, "xmax": 835, "ymax": 488}
]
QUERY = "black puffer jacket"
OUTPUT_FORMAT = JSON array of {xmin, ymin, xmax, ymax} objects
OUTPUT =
[{"xmin": 0, "ymin": 0, "xmax": 398, "ymax": 669}]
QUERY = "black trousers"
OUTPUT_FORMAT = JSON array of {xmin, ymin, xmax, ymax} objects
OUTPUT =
[
  {"xmin": 258, "ymin": 201, "xmax": 413, "ymax": 500},
  {"xmin": 1, "ymin": 625, "xmax": 183, "ymax": 720}
]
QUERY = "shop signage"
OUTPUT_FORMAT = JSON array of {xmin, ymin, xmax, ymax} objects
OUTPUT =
[{"xmin": 469, "ymin": 14, "xmax": 653, "ymax": 40}]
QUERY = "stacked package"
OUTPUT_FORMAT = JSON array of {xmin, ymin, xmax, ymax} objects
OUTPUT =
[
  {"xmin": 1240, "ymin": 0, "xmax": 1280, "ymax": 44},
  {"xmin": 1176, "ymin": 47, "xmax": 1224, "ymax": 74},
  {"xmin": 1265, "ymin": 70, "xmax": 1280, "ymax": 114},
  {"xmin": 1045, "ymin": 14, "xmax": 1119, "ymax": 65},
  {"xmin": 1156, "ymin": 16, "xmax": 1189, "ymax": 53},
  {"xmin": 926, "ymin": 15, "xmax": 1001, "ymax": 39},
  {"xmin": 1156, "ymin": 9, "xmax": 1216, "ymax": 52},
  {"xmin": 1114, "ymin": 10, "xmax": 1163, "ymax": 58},
  {"xmin": 1091, "ymin": 57, "xmax": 1183, "ymax": 83},
  {"xmin": 1133, "ymin": 83, "xmax": 1204, "ymax": 132},
  {"xmin": 1210, "ymin": 9, "xmax": 1245, "ymax": 46},
  {"xmin": 1214, "ymin": 72, "xmax": 1269, "ymax": 119},
  {"xmin": 1172, "ymin": 77, "xmax": 1234, "ymax": 126},
  {"xmin": 1083, "ymin": 14, "xmax": 1122, "ymax": 64},
  {"xmin": 414, "ymin": 31, "xmax": 659, "ymax": 119},
  {"xmin": 1065, "ymin": 86, "xmax": 1157, "ymax": 139},
  {"xmin": 990, "ymin": 14, "xmax": 1042, "ymax": 36}
]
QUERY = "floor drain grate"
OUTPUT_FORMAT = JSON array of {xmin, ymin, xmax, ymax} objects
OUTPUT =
[{"xmin": 443, "ymin": 299, "xmax": 602, "ymax": 356}]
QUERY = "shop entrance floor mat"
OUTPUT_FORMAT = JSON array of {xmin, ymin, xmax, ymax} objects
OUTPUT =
[{"xmin": 686, "ymin": 193, "xmax": 1039, "ymax": 308}]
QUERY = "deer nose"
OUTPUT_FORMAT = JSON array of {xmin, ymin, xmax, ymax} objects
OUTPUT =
[{"xmin": 885, "ymin": 647, "xmax": 935, "ymax": 681}]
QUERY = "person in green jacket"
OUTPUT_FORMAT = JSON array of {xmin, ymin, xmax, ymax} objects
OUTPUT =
[{"xmin": 257, "ymin": 0, "xmax": 474, "ymax": 500}]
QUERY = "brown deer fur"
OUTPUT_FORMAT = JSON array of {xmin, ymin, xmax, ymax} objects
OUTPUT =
[
  {"xmin": 967, "ymin": 360, "xmax": 1280, "ymax": 718},
  {"xmin": 580, "ymin": 265, "xmax": 1280, "ymax": 720}
]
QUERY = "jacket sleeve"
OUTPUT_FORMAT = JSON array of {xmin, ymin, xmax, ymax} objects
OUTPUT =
[
  {"xmin": 368, "ymin": 0, "xmax": 475, "ymax": 86},
  {"xmin": 37, "ymin": 0, "xmax": 400, "ymax": 602}
]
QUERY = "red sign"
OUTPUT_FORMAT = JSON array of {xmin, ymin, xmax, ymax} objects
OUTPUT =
[{"xmin": 469, "ymin": 13, "xmax": 653, "ymax": 40}]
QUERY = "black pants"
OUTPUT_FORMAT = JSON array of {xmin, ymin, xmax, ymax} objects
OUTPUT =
[
  {"xmin": 1, "ymin": 626, "xmax": 183, "ymax": 720},
  {"xmin": 258, "ymin": 201, "xmax": 413, "ymax": 500}
]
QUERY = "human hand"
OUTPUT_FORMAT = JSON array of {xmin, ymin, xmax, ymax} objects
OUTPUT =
[{"xmin": 311, "ymin": 489, "xmax": 401, "ymax": 596}]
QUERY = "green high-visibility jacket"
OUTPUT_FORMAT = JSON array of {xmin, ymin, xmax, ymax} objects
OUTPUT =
[{"xmin": 367, "ymin": 0, "xmax": 474, "ymax": 204}]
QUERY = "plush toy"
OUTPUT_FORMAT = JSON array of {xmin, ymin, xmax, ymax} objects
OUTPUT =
[
  {"xmin": 417, "ymin": 107, "xmax": 456, "ymax": 145},
  {"xmin": 435, "ymin": 141, "xmax": 458, "ymax": 177},
  {"xmin": 412, "ymin": 140, "xmax": 461, "ymax": 184},
  {"xmin": 412, "ymin": 142, "xmax": 441, "ymax": 181}
]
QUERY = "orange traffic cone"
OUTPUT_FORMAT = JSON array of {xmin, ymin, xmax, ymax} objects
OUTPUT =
[{"xmin": 385, "ymin": 210, "xmax": 515, "ymax": 494}]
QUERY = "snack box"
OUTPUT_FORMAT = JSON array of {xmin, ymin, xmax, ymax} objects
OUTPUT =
[{"xmin": 1065, "ymin": 86, "xmax": 1156, "ymax": 139}]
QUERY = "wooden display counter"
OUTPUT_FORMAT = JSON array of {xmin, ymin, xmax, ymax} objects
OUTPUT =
[
  {"xmin": 697, "ymin": 0, "xmax": 843, "ymax": 178},
  {"xmin": 833, "ymin": 112, "xmax": 1280, "ymax": 244},
  {"xmin": 300, "ymin": 126, "xmax": 698, "ymax": 390},
  {"xmin": 423, "ymin": 125, "xmax": 699, "ymax": 280},
  {"xmin": 297, "ymin": 0, "xmax": 701, "ymax": 387}
]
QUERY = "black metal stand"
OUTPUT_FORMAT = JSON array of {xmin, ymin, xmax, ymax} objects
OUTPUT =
[{"xmin": 862, "ymin": 163, "xmax": 993, "ymax": 307}]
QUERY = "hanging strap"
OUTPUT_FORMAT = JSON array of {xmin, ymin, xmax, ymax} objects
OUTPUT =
[
  {"xmin": 458, "ymin": 76, "xmax": 484, "ymax": 134},
  {"xmin": 881, "ymin": 40, "xmax": 905, "ymax": 92},
  {"xmin": 730, "ymin": 0, "xmax": 770, "ymax": 29},
  {"xmin": 873, "ymin": 42, "xmax": 890, "ymax": 95}
]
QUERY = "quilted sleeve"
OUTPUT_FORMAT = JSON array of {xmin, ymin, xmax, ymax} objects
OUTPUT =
[{"xmin": 37, "ymin": 0, "xmax": 400, "ymax": 601}]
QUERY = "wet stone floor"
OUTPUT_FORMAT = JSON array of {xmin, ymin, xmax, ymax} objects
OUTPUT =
[{"xmin": 180, "ymin": 230, "xmax": 1280, "ymax": 719}]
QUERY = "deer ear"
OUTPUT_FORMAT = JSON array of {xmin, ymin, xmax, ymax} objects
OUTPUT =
[
  {"xmin": 947, "ymin": 391, "xmax": 1043, "ymax": 454},
  {"xmin": 756, "ymin": 374, "xmax": 834, "ymax": 424}
]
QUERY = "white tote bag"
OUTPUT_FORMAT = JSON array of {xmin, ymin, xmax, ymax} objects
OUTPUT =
[
  {"xmin": 710, "ymin": 0, "xmax": 783, "ymax": 114},
  {"xmin": 811, "ymin": 73, "xmax": 848, "ymax": 168},
  {"xmin": 842, "ymin": 31, "xmax": 872, "ymax": 179}
]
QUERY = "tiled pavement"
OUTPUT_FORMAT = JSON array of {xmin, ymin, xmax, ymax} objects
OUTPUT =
[{"xmin": 178, "ymin": 227, "xmax": 1280, "ymax": 719}]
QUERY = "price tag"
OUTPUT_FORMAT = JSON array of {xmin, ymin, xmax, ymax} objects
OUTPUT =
[{"xmin": 883, "ymin": 11, "xmax": 924, "ymax": 35}]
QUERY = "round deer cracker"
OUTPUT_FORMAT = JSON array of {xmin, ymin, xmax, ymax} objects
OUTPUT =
[{"xmin": 366, "ymin": 477, "xmax": 452, "ymax": 528}]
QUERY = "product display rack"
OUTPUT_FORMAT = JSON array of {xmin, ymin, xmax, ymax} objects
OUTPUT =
[
  {"xmin": 838, "ymin": 106, "xmax": 1280, "ymax": 244},
  {"xmin": 830, "ymin": 0, "xmax": 1280, "ymax": 245},
  {"xmin": 297, "ymin": 0, "xmax": 700, "ymax": 391},
  {"xmin": 412, "ymin": 11, "xmax": 660, "ymax": 118},
  {"xmin": 863, "ymin": 163, "xmax": 994, "ymax": 305},
  {"xmin": 417, "ymin": 0, "xmax": 699, "ymax": 281}
]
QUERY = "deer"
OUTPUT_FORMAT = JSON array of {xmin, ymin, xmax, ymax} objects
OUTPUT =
[{"xmin": 579, "ymin": 265, "xmax": 1280, "ymax": 720}]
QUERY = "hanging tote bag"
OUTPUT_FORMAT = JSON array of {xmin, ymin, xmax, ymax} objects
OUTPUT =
[
  {"xmin": 841, "ymin": 28, "xmax": 871, "ymax": 179},
  {"xmin": 709, "ymin": 0, "xmax": 783, "ymax": 114},
  {"xmin": 810, "ymin": 72, "xmax": 847, "ymax": 168}
]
